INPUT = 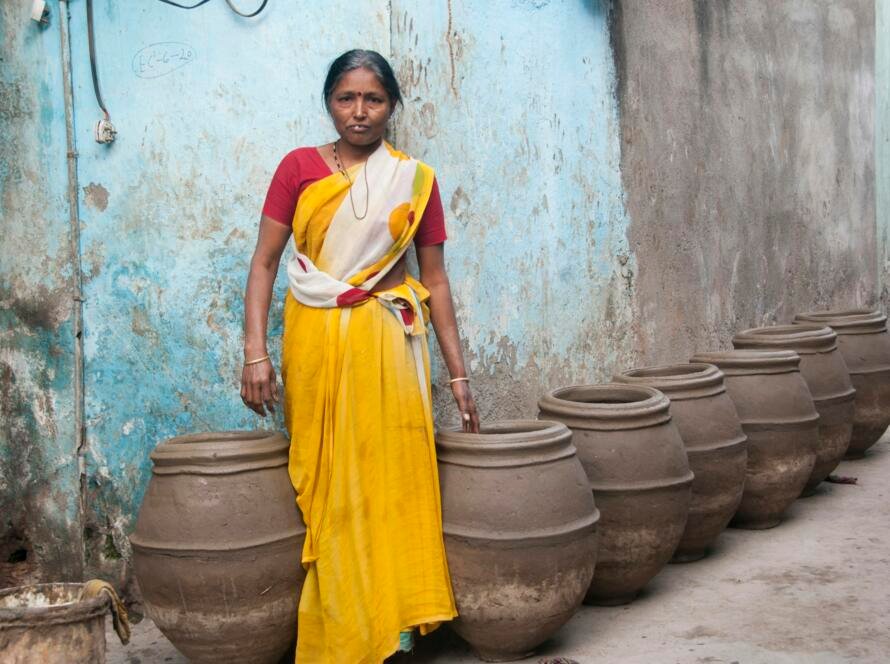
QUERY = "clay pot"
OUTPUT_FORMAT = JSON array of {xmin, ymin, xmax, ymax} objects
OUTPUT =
[
  {"xmin": 130, "ymin": 431, "xmax": 305, "ymax": 664},
  {"xmin": 614, "ymin": 363, "xmax": 747, "ymax": 562},
  {"xmin": 690, "ymin": 351, "xmax": 818, "ymax": 527},
  {"xmin": 794, "ymin": 309, "xmax": 890, "ymax": 458},
  {"xmin": 436, "ymin": 420, "xmax": 599, "ymax": 662},
  {"xmin": 732, "ymin": 325, "xmax": 856, "ymax": 494},
  {"xmin": 537, "ymin": 385, "xmax": 692, "ymax": 606}
]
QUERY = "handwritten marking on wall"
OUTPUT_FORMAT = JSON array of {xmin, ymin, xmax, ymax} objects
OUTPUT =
[{"xmin": 132, "ymin": 43, "xmax": 196, "ymax": 79}]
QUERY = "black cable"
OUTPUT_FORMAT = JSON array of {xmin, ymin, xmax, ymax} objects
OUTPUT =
[
  {"xmin": 86, "ymin": 0, "xmax": 108, "ymax": 117},
  {"xmin": 156, "ymin": 0, "xmax": 213, "ymax": 9},
  {"xmin": 224, "ymin": 0, "xmax": 269, "ymax": 17},
  {"xmin": 156, "ymin": 0, "xmax": 267, "ymax": 15}
]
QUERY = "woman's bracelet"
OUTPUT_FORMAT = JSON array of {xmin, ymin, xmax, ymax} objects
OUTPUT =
[
  {"xmin": 449, "ymin": 377, "xmax": 469, "ymax": 385},
  {"xmin": 244, "ymin": 355, "xmax": 271, "ymax": 366}
]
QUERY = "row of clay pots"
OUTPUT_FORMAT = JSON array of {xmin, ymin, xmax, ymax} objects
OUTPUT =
[
  {"xmin": 442, "ymin": 307, "xmax": 890, "ymax": 660},
  {"xmin": 128, "ymin": 309, "xmax": 890, "ymax": 663}
]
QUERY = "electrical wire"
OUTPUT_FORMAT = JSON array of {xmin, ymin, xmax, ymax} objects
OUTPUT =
[
  {"xmin": 156, "ymin": 0, "xmax": 268, "ymax": 16},
  {"xmin": 224, "ymin": 0, "xmax": 269, "ymax": 17},
  {"xmin": 156, "ymin": 0, "xmax": 213, "ymax": 8},
  {"xmin": 85, "ymin": 0, "xmax": 108, "ymax": 119}
]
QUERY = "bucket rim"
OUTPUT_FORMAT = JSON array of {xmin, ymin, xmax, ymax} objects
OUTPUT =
[{"xmin": 0, "ymin": 582, "xmax": 108, "ymax": 627}]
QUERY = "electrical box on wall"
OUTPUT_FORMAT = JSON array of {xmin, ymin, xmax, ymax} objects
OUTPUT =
[
  {"xmin": 30, "ymin": 0, "xmax": 49, "ymax": 26},
  {"xmin": 95, "ymin": 118, "xmax": 117, "ymax": 144}
]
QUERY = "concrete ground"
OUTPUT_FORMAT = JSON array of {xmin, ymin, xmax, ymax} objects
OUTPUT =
[{"xmin": 108, "ymin": 440, "xmax": 890, "ymax": 664}]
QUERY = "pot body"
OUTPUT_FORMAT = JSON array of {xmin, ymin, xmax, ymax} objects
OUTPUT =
[
  {"xmin": 795, "ymin": 309, "xmax": 890, "ymax": 458},
  {"xmin": 130, "ymin": 431, "xmax": 305, "ymax": 664},
  {"xmin": 614, "ymin": 363, "xmax": 747, "ymax": 562},
  {"xmin": 732, "ymin": 325, "xmax": 855, "ymax": 493},
  {"xmin": 538, "ymin": 385, "xmax": 692, "ymax": 606},
  {"xmin": 691, "ymin": 351, "xmax": 818, "ymax": 527},
  {"xmin": 0, "ymin": 583, "xmax": 108, "ymax": 664},
  {"xmin": 437, "ymin": 421, "xmax": 598, "ymax": 662}
]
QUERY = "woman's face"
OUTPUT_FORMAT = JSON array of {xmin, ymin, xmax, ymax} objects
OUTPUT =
[{"xmin": 328, "ymin": 67, "xmax": 392, "ymax": 148}]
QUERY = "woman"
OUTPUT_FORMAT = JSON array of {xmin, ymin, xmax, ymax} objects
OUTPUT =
[{"xmin": 241, "ymin": 49, "xmax": 479, "ymax": 663}]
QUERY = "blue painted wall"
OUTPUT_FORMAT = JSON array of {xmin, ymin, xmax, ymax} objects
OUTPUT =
[
  {"xmin": 0, "ymin": 1, "xmax": 83, "ymax": 581},
  {"xmin": 391, "ymin": 0, "xmax": 638, "ymax": 420},
  {"xmin": 66, "ymin": 0, "xmax": 389, "ymax": 569},
  {"xmin": 0, "ymin": 0, "xmax": 878, "ymax": 584},
  {"xmin": 60, "ymin": 0, "xmax": 633, "ymax": 574}
]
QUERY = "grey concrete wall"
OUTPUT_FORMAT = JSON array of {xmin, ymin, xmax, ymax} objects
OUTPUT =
[
  {"xmin": 878, "ymin": 0, "xmax": 890, "ymax": 300},
  {"xmin": 612, "ymin": 0, "xmax": 876, "ymax": 364}
]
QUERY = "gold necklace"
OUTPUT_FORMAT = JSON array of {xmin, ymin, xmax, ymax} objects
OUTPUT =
[{"xmin": 332, "ymin": 140, "xmax": 370, "ymax": 220}]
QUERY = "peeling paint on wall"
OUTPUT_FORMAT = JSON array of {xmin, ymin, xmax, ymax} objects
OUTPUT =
[
  {"xmin": 0, "ymin": 1, "xmax": 83, "ymax": 584},
  {"xmin": 0, "ymin": 0, "xmax": 880, "ymax": 588},
  {"xmin": 66, "ymin": 0, "xmax": 390, "ymax": 577},
  {"xmin": 392, "ymin": 0, "xmax": 640, "ymax": 424}
]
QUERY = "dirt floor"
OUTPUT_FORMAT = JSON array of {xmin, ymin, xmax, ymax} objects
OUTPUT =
[{"xmin": 107, "ymin": 439, "xmax": 890, "ymax": 664}]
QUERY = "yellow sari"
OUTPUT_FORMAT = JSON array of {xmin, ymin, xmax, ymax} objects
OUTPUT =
[{"xmin": 280, "ymin": 142, "xmax": 457, "ymax": 663}]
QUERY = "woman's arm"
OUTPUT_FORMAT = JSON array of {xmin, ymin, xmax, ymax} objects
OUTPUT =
[
  {"xmin": 241, "ymin": 216, "xmax": 292, "ymax": 416},
  {"xmin": 417, "ymin": 243, "xmax": 480, "ymax": 433}
]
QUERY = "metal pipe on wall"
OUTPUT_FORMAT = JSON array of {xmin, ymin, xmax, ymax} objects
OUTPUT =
[{"xmin": 58, "ymin": 0, "xmax": 87, "ymax": 563}]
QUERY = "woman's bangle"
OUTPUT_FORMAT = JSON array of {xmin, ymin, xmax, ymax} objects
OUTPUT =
[
  {"xmin": 449, "ymin": 377, "xmax": 469, "ymax": 384},
  {"xmin": 244, "ymin": 355, "xmax": 271, "ymax": 366}
]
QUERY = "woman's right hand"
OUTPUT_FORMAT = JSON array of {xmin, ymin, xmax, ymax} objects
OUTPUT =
[{"xmin": 240, "ymin": 357, "xmax": 279, "ymax": 417}]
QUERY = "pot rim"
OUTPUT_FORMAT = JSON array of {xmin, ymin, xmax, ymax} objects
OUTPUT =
[
  {"xmin": 436, "ymin": 419, "xmax": 570, "ymax": 449},
  {"xmin": 794, "ymin": 309, "xmax": 887, "ymax": 334},
  {"xmin": 150, "ymin": 430, "xmax": 289, "ymax": 473},
  {"xmin": 732, "ymin": 324, "xmax": 837, "ymax": 354},
  {"xmin": 796, "ymin": 307, "xmax": 878, "ymax": 318},
  {"xmin": 537, "ymin": 383, "xmax": 672, "ymax": 431},
  {"xmin": 614, "ymin": 362, "xmax": 724, "ymax": 398},
  {"xmin": 436, "ymin": 420, "xmax": 578, "ymax": 469},
  {"xmin": 690, "ymin": 349, "xmax": 801, "ymax": 375}
]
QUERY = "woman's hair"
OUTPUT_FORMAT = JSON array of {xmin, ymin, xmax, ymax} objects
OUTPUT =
[{"xmin": 323, "ymin": 49, "xmax": 403, "ymax": 111}]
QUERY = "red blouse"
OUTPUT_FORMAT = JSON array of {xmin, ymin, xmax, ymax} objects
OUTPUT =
[{"xmin": 262, "ymin": 147, "xmax": 447, "ymax": 246}]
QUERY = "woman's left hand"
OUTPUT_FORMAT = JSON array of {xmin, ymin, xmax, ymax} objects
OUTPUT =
[{"xmin": 451, "ymin": 381, "xmax": 480, "ymax": 433}]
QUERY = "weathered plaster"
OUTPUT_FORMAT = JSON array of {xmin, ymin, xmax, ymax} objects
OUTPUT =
[
  {"xmin": 65, "ymin": 0, "xmax": 389, "ymax": 576},
  {"xmin": 878, "ymin": 0, "xmax": 890, "ymax": 303},
  {"xmin": 0, "ymin": 0, "xmax": 880, "ymax": 588},
  {"xmin": 391, "ymin": 0, "xmax": 640, "ymax": 424},
  {"xmin": 0, "ymin": 1, "xmax": 83, "ymax": 583},
  {"xmin": 612, "ymin": 0, "xmax": 876, "ymax": 363}
]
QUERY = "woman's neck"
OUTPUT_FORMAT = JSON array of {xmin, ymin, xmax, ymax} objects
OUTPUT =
[{"xmin": 335, "ymin": 137, "xmax": 382, "ymax": 166}]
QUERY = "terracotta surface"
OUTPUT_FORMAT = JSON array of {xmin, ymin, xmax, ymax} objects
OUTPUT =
[
  {"xmin": 130, "ymin": 431, "xmax": 305, "ymax": 664},
  {"xmin": 0, "ymin": 583, "xmax": 109, "ymax": 664},
  {"xmin": 614, "ymin": 363, "xmax": 747, "ymax": 562},
  {"xmin": 794, "ymin": 309, "xmax": 890, "ymax": 458},
  {"xmin": 690, "ymin": 351, "xmax": 818, "ymax": 528},
  {"xmin": 537, "ymin": 385, "xmax": 692, "ymax": 606},
  {"xmin": 436, "ymin": 420, "xmax": 599, "ymax": 662},
  {"xmin": 731, "ymin": 325, "xmax": 855, "ymax": 495},
  {"xmin": 109, "ymin": 440, "xmax": 890, "ymax": 663}
]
